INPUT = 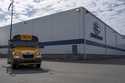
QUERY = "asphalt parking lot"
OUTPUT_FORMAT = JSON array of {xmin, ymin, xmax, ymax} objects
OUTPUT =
[{"xmin": 1, "ymin": 58, "xmax": 125, "ymax": 83}]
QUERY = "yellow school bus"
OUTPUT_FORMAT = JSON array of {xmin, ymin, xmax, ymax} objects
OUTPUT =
[{"xmin": 8, "ymin": 34, "xmax": 42, "ymax": 69}]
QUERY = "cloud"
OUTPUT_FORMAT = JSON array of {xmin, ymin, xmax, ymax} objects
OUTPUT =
[{"xmin": 0, "ymin": 0, "xmax": 125, "ymax": 35}]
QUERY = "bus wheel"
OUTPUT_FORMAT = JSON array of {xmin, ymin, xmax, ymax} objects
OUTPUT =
[
  {"xmin": 12, "ymin": 63, "xmax": 18, "ymax": 69},
  {"xmin": 36, "ymin": 64, "xmax": 41, "ymax": 68}
]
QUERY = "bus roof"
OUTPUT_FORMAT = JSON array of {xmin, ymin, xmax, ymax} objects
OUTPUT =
[{"xmin": 12, "ymin": 34, "xmax": 38, "ymax": 41}]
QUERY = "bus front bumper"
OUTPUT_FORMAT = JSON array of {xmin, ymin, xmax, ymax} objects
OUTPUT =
[{"xmin": 13, "ymin": 58, "xmax": 42, "ymax": 65}]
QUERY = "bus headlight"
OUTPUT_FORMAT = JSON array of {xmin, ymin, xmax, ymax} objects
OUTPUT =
[
  {"xmin": 36, "ymin": 55, "xmax": 42, "ymax": 58},
  {"xmin": 12, "ymin": 52, "xmax": 16, "ymax": 55},
  {"xmin": 13, "ymin": 56, "xmax": 20, "ymax": 59},
  {"xmin": 36, "ymin": 52, "xmax": 42, "ymax": 58},
  {"xmin": 12, "ymin": 52, "xmax": 21, "ymax": 55},
  {"xmin": 36, "ymin": 52, "xmax": 41, "ymax": 55}
]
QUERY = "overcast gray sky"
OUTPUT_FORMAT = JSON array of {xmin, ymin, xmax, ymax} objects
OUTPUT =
[{"xmin": 0, "ymin": 0, "xmax": 125, "ymax": 45}]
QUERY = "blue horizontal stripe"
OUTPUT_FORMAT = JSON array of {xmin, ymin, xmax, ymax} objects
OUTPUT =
[
  {"xmin": 39, "ymin": 39, "xmax": 125, "ymax": 52},
  {"xmin": 40, "ymin": 39, "xmax": 84, "ymax": 46},
  {"xmin": 0, "ymin": 45, "xmax": 9, "ymax": 48},
  {"xmin": 0, "ymin": 39, "xmax": 124, "ymax": 52}
]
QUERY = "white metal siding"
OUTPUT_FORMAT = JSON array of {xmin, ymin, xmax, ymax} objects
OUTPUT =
[
  {"xmin": 2, "ymin": 7, "xmax": 125, "ymax": 56},
  {"xmin": 84, "ymin": 12, "xmax": 105, "ymax": 54}
]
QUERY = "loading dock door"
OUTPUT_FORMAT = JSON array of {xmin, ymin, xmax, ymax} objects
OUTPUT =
[{"xmin": 72, "ymin": 45, "xmax": 78, "ymax": 55}]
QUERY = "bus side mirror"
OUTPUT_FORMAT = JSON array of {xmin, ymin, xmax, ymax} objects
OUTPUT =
[{"xmin": 10, "ymin": 44, "xmax": 14, "ymax": 48}]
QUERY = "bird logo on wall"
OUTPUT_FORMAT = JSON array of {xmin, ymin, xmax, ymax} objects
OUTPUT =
[
  {"xmin": 93, "ymin": 22, "xmax": 101, "ymax": 36},
  {"xmin": 90, "ymin": 22, "xmax": 103, "ymax": 40}
]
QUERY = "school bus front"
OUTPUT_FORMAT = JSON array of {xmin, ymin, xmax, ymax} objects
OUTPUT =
[{"xmin": 8, "ymin": 34, "xmax": 42, "ymax": 68}]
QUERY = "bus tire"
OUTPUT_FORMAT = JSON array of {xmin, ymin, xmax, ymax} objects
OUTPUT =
[
  {"xmin": 36, "ymin": 64, "xmax": 41, "ymax": 68},
  {"xmin": 12, "ymin": 63, "xmax": 17, "ymax": 69}
]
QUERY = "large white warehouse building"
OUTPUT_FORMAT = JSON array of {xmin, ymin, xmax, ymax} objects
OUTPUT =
[{"xmin": 4, "ymin": 7, "xmax": 125, "ymax": 59}]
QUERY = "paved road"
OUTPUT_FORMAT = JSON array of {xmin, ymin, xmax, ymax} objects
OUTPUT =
[{"xmin": 0, "ymin": 58, "xmax": 125, "ymax": 83}]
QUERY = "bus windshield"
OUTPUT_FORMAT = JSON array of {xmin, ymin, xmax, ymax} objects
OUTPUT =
[{"xmin": 11, "ymin": 41, "xmax": 39, "ymax": 48}]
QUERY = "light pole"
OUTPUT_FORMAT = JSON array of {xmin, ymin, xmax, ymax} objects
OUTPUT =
[
  {"xmin": 7, "ymin": 0, "xmax": 14, "ymax": 63},
  {"xmin": 8, "ymin": 0, "xmax": 14, "ymax": 40}
]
